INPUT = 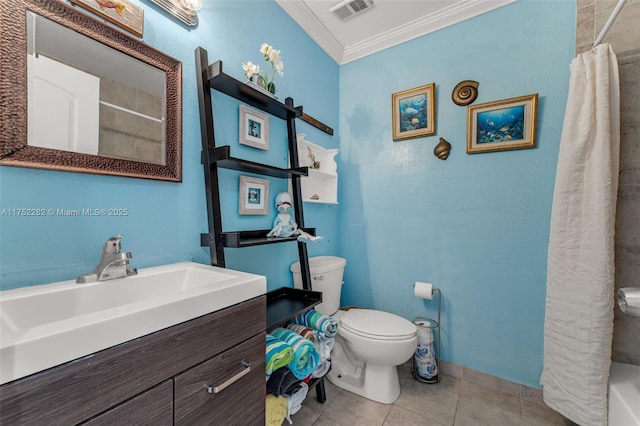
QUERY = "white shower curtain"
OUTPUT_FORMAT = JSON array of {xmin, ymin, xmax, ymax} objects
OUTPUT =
[{"xmin": 541, "ymin": 44, "xmax": 620, "ymax": 426}]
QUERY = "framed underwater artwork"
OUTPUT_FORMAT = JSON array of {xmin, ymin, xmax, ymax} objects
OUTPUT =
[
  {"xmin": 392, "ymin": 83, "xmax": 436, "ymax": 141},
  {"xmin": 466, "ymin": 94, "xmax": 538, "ymax": 154},
  {"xmin": 239, "ymin": 105, "xmax": 270, "ymax": 150},
  {"xmin": 239, "ymin": 176, "xmax": 269, "ymax": 215},
  {"xmin": 70, "ymin": 0, "xmax": 144, "ymax": 38}
]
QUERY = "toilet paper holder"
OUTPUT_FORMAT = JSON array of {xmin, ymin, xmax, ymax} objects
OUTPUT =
[{"xmin": 412, "ymin": 285, "xmax": 441, "ymax": 384}]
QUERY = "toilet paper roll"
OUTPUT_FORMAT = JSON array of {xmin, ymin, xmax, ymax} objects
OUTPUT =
[
  {"xmin": 618, "ymin": 287, "xmax": 640, "ymax": 317},
  {"xmin": 414, "ymin": 318, "xmax": 436, "ymax": 343},
  {"xmin": 414, "ymin": 282, "xmax": 434, "ymax": 300}
]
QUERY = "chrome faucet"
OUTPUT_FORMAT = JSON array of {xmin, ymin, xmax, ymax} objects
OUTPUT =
[{"xmin": 76, "ymin": 235, "xmax": 138, "ymax": 283}]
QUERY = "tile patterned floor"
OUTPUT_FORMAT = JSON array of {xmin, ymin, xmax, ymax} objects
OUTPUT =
[{"xmin": 291, "ymin": 362, "xmax": 575, "ymax": 426}]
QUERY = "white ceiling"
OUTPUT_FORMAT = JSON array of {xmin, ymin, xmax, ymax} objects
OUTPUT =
[{"xmin": 276, "ymin": 0, "xmax": 516, "ymax": 65}]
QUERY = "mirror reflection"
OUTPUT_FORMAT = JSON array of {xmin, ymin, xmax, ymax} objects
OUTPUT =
[
  {"xmin": 0, "ymin": 0, "xmax": 181, "ymax": 182},
  {"xmin": 27, "ymin": 11, "xmax": 166, "ymax": 165}
]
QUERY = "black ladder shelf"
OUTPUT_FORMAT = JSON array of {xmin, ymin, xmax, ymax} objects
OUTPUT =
[{"xmin": 195, "ymin": 47, "xmax": 328, "ymax": 403}]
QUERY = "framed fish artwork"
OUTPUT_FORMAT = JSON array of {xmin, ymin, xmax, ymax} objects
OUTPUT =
[
  {"xmin": 392, "ymin": 83, "xmax": 436, "ymax": 141},
  {"xmin": 239, "ymin": 176, "xmax": 269, "ymax": 215},
  {"xmin": 239, "ymin": 105, "xmax": 270, "ymax": 151},
  {"xmin": 70, "ymin": 0, "xmax": 144, "ymax": 38},
  {"xmin": 466, "ymin": 94, "xmax": 538, "ymax": 154}
]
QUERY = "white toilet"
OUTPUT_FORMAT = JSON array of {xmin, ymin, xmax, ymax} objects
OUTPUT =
[{"xmin": 291, "ymin": 256, "xmax": 417, "ymax": 404}]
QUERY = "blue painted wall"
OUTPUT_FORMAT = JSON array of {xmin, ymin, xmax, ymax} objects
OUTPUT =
[
  {"xmin": 0, "ymin": 0, "xmax": 339, "ymax": 291},
  {"xmin": 0, "ymin": 0, "xmax": 577, "ymax": 389},
  {"xmin": 338, "ymin": 0, "xmax": 575, "ymax": 387}
]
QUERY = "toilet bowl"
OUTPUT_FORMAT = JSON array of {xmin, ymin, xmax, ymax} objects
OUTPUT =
[
  {"xmin": 327, "ymin": 309, "xmax": 417, "ymax": 404},
  {"xmin": 291, "ymin": 257, "xmax": 418, "ymax": 404}
]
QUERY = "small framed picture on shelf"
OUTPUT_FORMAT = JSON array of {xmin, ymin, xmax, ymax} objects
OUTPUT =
[
  {"xmin": 466, "ymin": 93, "xmax": 538, "ymax": 154},
  {"xmin": 392, "ymin": 83, "xmax": 436, "ymax": 141},
  {"xmin": 69, "ymin": 0, "xmax": 144, "ymax": 38},
  {"xmin": 239, "ymin": 105, "xmax": 269, "ymax": 150},
  {"xmin": 239, "ymin": 176, "xmax": 269, "ymax": 215}
]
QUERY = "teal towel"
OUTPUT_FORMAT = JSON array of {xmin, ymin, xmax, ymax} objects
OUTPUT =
[
  {"xmin": 293, "ymin": 309, "xmax": 338, "ymax": 339},
  {"xmin": 271, "ymin": 328, "xmax": 320, "ymax": 380},
  {"xmin": 266, "ymin": 334, "xmax": 294, "ymax": 377}
]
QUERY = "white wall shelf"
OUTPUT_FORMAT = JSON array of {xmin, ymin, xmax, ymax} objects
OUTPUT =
[{"xmin": 296, "ymin": 134, "xmax": 338, "ymax": 204}]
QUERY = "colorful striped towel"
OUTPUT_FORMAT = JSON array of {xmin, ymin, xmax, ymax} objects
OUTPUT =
[
  {"xmin": 286, "ymin": 323, "xmax": 319, "ymax": 344},
  {"xmin": 271, "ymin": 328, "xmax": 320, "ymax": 380},
  {"xmin": 266, "ymin": 334, "xmax": 294, "ymax": 377},
  {"xmin": 292, "ymin": 309, "xmax": 338, "ymax": 339}
]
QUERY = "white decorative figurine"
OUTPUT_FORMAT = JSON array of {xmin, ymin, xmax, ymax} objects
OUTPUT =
[{"xmin": 266, "ymin": 192, "xmax": 322, "ymax": 243}]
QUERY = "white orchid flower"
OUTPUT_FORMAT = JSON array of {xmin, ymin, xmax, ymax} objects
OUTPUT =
[
  {"xmin": 242, "ymin": 61, "xmax": 260, "ymax": 78},
  {"xmin": 244, "ymin": 43, "xmax": 284, "ymax": 94},
  {"xmin": 275, "ymin": 60, "xmax": 284, "ymax": 76},
  {"xmin": 268, "ymin": 48, "xmax": 281, "ymax": 63}
]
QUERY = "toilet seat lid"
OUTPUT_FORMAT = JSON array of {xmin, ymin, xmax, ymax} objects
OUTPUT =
[{"xmin": 340, "ymin": 309, "xmax": 417, "ymax": 340}]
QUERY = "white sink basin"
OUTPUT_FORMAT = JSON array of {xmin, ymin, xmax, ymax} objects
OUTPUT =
[{"xmin": 0, "ymin": 262, "xmax": 266, "ymax": 385}]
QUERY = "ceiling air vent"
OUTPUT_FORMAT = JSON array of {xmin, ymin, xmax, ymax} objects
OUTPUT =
[{"xmin": 330, "ymin": 0, "xmax": 375, "ymax": 22}]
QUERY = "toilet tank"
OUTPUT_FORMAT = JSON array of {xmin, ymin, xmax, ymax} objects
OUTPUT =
[{"xmin": 290, "ymin": 256, "xmax": 346, "ymax": 315}]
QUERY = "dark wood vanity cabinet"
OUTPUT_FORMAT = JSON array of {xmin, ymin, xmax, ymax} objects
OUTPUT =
[
  {"xmin": 83, "ymin": 380, "xmax": 174, "ymax": 426},
  {"xmin": 0, "ymin": 295, "xmax": 266, "ymax": 425},
  {"xmin": 175, "ymin": 333, "xmax": 265, "ymax": 425}
]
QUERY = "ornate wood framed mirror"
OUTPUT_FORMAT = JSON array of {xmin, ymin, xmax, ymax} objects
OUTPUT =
[{"xmin": 0, "ymin": 0, "xmax": 182, "ymax": 181}]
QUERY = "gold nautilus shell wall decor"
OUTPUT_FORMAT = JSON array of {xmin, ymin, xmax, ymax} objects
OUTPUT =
[
  {"xmin": 452, "ymin": 80, "xmax": 479, "ymax": 106},
  {"xmin": 434, "ymin": 138, "xmax": 451, "ymax": 160}
]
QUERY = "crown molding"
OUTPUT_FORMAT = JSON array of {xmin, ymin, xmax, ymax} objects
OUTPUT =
[
  {"xmin": 342, "ymin": 0, "xmax": 516, "ymax": 63},
  {"xmin": 275, "ymin": 0, "xmax": 345, "ymax": 64},
  {"xmin": 277, "ymin": 0, "xmax": 516, "ymax": 65}
]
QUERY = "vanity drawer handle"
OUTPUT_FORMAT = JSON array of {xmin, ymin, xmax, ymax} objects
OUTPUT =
[
  {"xmin": 313, "ymin": 275, "xmax": 324, "ymax": 281},
  {"xmin": 204, "ymin": 361, "xmax": 251, "ymax": 394}
]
